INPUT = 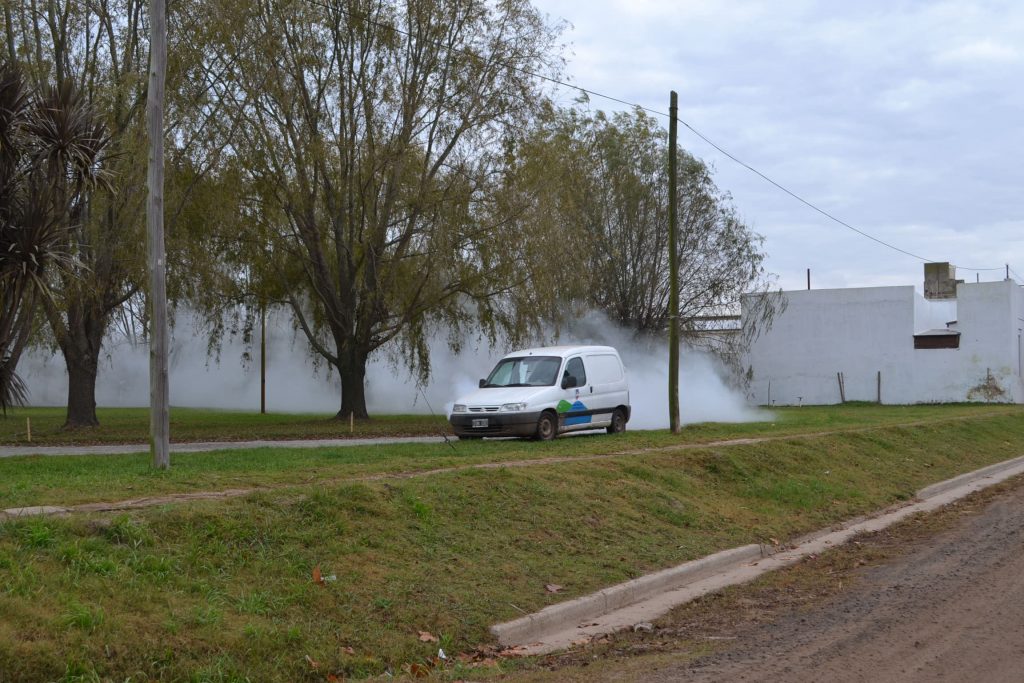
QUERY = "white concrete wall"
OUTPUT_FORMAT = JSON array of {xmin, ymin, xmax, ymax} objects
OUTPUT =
[{"xmin": 744, "ymin": 281, "xmax": 1024, "ymax": 405}]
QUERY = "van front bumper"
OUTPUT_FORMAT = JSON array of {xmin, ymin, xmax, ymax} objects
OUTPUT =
[{"xmin": 449, "ymin": 411, "xmax": 542, "ymax": 438}]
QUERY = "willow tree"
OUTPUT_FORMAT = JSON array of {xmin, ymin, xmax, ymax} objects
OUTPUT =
[
  {"xmin": 507, "ymin": 106, "xmax": 783, "ymax": 365},
  {"xmin": 209, "ymin": 0, "xmax": 562, "ymax": 419}
]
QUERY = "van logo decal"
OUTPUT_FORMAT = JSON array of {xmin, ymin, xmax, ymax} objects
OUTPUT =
[{"xmin": 558, "ymin": 399, "xmax": 592, "ymax": 426}]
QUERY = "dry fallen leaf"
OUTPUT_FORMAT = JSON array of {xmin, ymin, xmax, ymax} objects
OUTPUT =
[
  {"xmin": 544, "ymin": 583, "xmax": 563, "ymax": 593},
  {"xmin": 341, "ymin": 646, "xmax": 355, "ymax": 655},
  {"xmin": 406, "ymin": 662, "xmax": 430, "ymax": 678},
  {"xmin": 312, "ymin": 566, "xmax": 324, "ymax": 586},
  {"xmin": 326, "ymin": 675, "xmax": 344, "ymax": 683},
  {"xmin": 769, "ymin": 537, "xmax": 780, "ymax": 546},
  {"xmin": 304, "ymin": 654, "xmax": 319, "ymax": 670},
  {"xmin": 418, "ymin": 631, "xmax": 438, "ymax": 643}
]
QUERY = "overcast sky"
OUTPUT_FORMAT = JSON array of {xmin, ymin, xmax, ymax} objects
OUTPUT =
[{"xmin": 531, "ymin": 0, "xmax": 1024, "ymax": 292}]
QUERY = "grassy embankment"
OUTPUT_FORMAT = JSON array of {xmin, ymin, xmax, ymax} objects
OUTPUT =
[{"xmin": 0, "ymin": 404, "xmax": 1022, "ymax": 681}]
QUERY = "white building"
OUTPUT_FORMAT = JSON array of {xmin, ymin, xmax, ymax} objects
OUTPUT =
[{"xmin": 743, "ymin": 265, "xmax": 1024, "ymax": 405}]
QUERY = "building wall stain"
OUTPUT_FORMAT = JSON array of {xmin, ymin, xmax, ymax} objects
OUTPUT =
[{"xmin": 966, "ymin": 369, "xmax": 1009, "ymax": 402}]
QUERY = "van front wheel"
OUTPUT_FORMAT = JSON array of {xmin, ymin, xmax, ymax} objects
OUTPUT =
[
  {"xmin": 535, "ymin": 412, "xmax": 558, "ymax": 441},
  {"xmin": 607, "ymin": 408, "xmax": 627, "ymax": 434}
]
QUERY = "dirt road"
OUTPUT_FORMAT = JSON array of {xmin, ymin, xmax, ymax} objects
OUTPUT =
[{"xmin": 638, "ymin": 483, "xmax": 1024, "ymax": 682}]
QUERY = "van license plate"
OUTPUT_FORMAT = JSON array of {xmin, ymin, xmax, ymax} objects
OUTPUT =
[{"xmin": 472, "ymin": 418, "xmax": 488, "ymax": 428}]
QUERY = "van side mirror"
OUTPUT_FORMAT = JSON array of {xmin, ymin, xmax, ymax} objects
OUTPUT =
[
  {"xmin": 561, "ymin": 376, "xmax": 578, "ymax": 390},
  {"xmin": 479, "ymin": 378, "xmax": 487, "ymax": 388}
]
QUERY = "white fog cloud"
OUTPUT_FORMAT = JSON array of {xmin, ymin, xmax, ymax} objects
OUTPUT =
[{"xmin": 21, "ymin": 311, "xmax": 763, "ymax": 429}]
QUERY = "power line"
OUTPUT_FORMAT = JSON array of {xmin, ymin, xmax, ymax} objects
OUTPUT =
[{"xmin": 293, "ymin": 0, "xmax": 1011, "ymax": 273}]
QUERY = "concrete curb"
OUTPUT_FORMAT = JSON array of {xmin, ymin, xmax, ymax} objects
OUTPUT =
[
  {"xmin": 917, "ymin": 454, "xmax": 1024, "ymax": 499},
  {"xmin": 491, "ymin": 544, "xmax": 762, "ymax": 645},
  {"xmin": 493, "ymin": 453, "xmax": 1024, "ymax": 651}
]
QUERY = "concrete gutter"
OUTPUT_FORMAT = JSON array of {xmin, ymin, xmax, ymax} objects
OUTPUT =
[
  {"xmin": 493, "ymin": 453, "xmax": 1024, "ymax": 655},
  {"xmin": 491, "ymin": 544, "xmax": 763, "ymax": 646}
]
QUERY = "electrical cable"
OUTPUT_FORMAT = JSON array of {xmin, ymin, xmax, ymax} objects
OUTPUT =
[{"xmin": 292, "ymin": 0, "xmax": 1012, "ymax": 273}]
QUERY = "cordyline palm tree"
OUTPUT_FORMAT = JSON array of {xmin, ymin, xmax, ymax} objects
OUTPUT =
[{"xmin": 0, "ymin": 62, "xmax": 109, "ymax": 412}]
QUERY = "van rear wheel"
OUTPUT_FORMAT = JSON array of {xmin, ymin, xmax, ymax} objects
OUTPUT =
[
  {"xmin": 607, "ymin": 408, "xmax": 626, "ymax": 434},
  {"xmin": 535, "ymin": 411, "xmax": 558, "ymax": 441}
]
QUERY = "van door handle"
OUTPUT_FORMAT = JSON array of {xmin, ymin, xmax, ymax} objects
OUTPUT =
[{"xmin": 590, "ymin": 386, "xmax": 593, "ymax": 393}]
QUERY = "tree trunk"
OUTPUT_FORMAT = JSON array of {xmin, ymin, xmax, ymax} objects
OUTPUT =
[
  {"xmin": 336, "ymin": 347, "xmax": 369, "ymax": 420},
  {"xmin": 64, "ymin": 354, "xmax": 99, "ymax": 428},
  {"xmin": 53, "ymin": 300, "xmax": 107, "ymax": 429}
]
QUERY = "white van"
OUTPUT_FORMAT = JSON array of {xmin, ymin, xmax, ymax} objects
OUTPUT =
[{"xmin": 449, "ymin": 345, "xmax": 631, "ymax": 440}]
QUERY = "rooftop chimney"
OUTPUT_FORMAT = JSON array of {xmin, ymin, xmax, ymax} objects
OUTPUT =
[{"xmin": 924, "ymin": 262, "xmax": 962, "ymax": 300}]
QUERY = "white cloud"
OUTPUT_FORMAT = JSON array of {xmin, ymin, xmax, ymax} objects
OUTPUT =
[
  {"xmin": 531, "ymin": 0, "xmax": 1024, "ymax": 290},
  {"xmin": 936, "ymin": 40, "xmax": 1022, "ymax": 66}
]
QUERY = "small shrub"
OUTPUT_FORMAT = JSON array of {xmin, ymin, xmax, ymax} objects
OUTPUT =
[
  {"xmin": 103, "ymin": 515, "xmax": 151, "ymax": 548},
  {"xmin": 61, "ymin": 602, "xmax": 104, "ymax": 632},
  {"xmin": 16, "ymin": 519, "xmax": 58, "ymax": 549}
]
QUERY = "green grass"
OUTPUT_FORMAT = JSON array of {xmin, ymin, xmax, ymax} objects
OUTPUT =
[
  {"xmin": 0, "ymin": 402, "xmax": 1015, "ymax": 447},
  {"xmin": 0, "ymin": 407, "xmax": 450, "ymax": 445},
  {"xmin": 0, "ymin": 403, "xmax": 1019, "ymax": 510},
  {"xmin": 1, "ymin": 405, "xmax": 1024, "ymax": 680}
]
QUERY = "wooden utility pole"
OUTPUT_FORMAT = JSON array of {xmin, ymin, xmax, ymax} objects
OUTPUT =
[
  {"xmin": 147, "ymin": 0, "xmax": 169, "ymax": 469},
  {"xmin": 668, "ymin": 91, "xmax": 681, "ymax": 434},
  {"xmin": 260, "ymin": 303, "xmax": 267, "ymax": 414}
]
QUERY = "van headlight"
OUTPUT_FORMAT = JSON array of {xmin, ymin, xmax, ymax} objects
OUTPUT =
[
  {"xmin": 452, "ymin": 404, "xmax": 467, "ymax": 413},
  {"xmin": 501, "ymin": 402, "xmax": 528, "ymax": 412}
]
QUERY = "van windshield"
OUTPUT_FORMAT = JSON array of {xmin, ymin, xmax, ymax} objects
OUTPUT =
[{"xmin": 483, "ymin": 356, "xmax": 561, "ymax": 388}]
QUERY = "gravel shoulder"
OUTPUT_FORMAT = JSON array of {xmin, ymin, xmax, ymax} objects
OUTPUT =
[{"xmin": 676, "ymin": 483, "xmax": 1024, "ymax": 683}]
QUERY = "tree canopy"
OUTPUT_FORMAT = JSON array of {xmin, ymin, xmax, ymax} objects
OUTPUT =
[
  {"xmin": 1, "ymin": 0, "xmax": 780, "ymax": 420},
  {"xmin": 195, "ymin": 0, "xmax": 565, "ymax": 418}
]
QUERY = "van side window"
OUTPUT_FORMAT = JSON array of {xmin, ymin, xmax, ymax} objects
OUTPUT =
[
  {"xmin": 564, "ymin": 357, "xmax": 586, "ymax": 387},
  {"xmin": 587, "ymin": 354, "xmax": 623, "ymax": 383}
]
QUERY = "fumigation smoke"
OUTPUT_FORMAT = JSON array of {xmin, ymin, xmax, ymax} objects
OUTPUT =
[{"xmin": 19, "ymin": 310, "xmax": 766, "ymax": 427}]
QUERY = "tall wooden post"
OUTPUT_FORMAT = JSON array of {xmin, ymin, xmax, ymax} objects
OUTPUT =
[
  {"xmin": 668, "ymin": 91, "xmax": 681, "ymax": 434},
  {"xmin": 147, "ymin": 0, "xmax": 169, "ymax": 469},
  {"xmin": 260, "ymin": 303, "xmax": 267, "ymax": 414}
]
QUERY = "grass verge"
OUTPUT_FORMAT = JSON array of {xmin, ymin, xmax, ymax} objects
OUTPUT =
[
  {"xmin": 0, "ymin": 406, "xmax": 1022, "ymax": 680},
  {"xmin": 0, "ymin": 402, "xmax": 1015, "ymax": 446},
  {"xmin": 1, "ymin": 404, "xmax": 1019, "ymax": 510},
  {"xmin": 0, "ymin": 407, "xmax": 451, "ymax": 446}
]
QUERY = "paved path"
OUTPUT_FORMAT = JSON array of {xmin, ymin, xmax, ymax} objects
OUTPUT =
[{"xmin": 0, "ymin": 436, "xmax": 448, "ymax": 458}]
